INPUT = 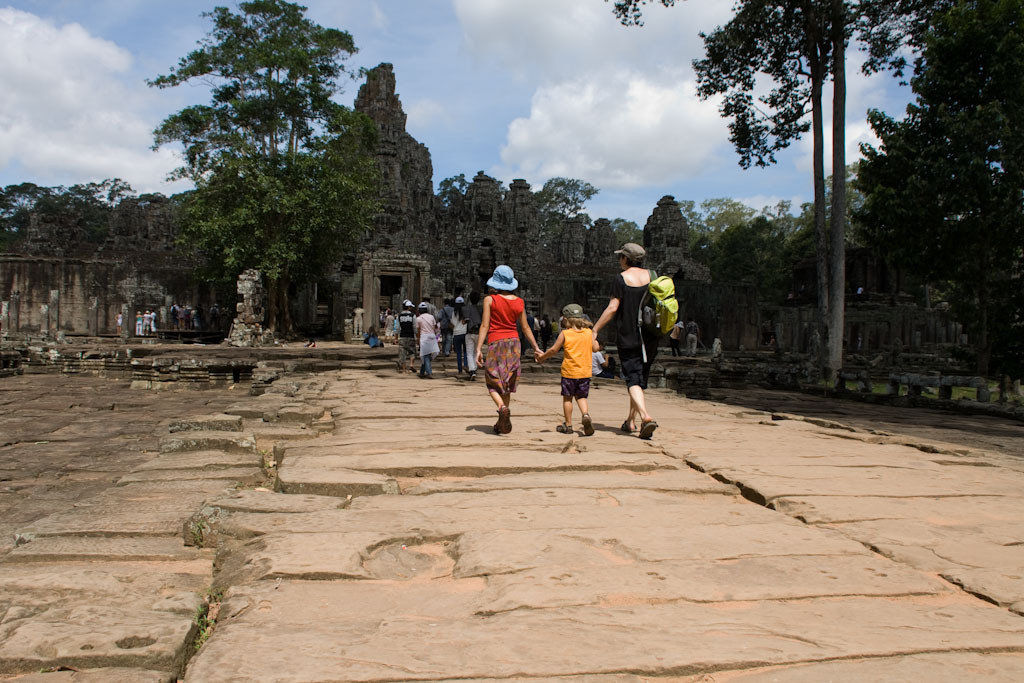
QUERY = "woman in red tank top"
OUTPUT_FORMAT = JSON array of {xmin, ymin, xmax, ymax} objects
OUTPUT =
[{"xmin": 474, "ymin": 265, "xmax": 541, "ymax": 434}]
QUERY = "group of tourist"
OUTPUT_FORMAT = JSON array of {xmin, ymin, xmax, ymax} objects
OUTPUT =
[
  {"xmin": 113, "ymin": 303, "xmax": 225, "ymax": 338},
  {"xmin": 388, "ymin": 242, "xmax": 663, "ymax": 439}
]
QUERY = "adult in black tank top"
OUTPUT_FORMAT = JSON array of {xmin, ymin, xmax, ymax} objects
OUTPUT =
[{"xmin": 592, "ymin": 242, "xmax": 659, "ymax": 439}]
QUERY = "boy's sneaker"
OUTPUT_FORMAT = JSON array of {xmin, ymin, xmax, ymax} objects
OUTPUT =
[{"xmin": 581, "ymin": 413, "xmax": 595, "ymax": 436}]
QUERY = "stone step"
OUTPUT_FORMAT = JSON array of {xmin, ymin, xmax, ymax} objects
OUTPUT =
[
  {"xmin": 159, "ymin": 431, "xmax": 256, "ymax": 454},
  {"xmin": 277, "ymin": 449, "xmax": 677, "ymax": 479},
  {"xmin": 116, "ymin": 466, "xmax": 264, "ymax": 487},
  {"xmin": 248, "ymin": 424, "xmax": 318, "ymax": 450},
  {"xmin": 4, "ymin": 536, "xmax": 210, "ymax": 563},
  {"xmin": 15, "ymin": 494, "xmax": 215, "ymax": 540},
  {"xmin": 167, "ymin": 413, "xmax": 243, "ymax": 433},
  {"xmin": 401, "ymin": 468, "xmax": 735, "ymax": 496},
  {"xmin": 223, "ymin": 397, "xmax": 291, "ymax": 419},
  {"xmin": 203, "ymin": 489, "xmax": 346, "ymax": 514},
  {"xmin": 265, "ymin": 403, "xmax": 325, "ymax": 425},
  {"xmin": 131, "ymin": 450, "xmax": 258, "ymax": 472},
  {"xmin": 6, "ymin": 668, "xmax": 177, "ymax": 682},
  {"xmin": 275, "ymin": 464, "xmax": 399, "ymax": 498}
]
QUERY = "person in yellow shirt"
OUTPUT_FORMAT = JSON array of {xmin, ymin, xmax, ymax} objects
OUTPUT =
[{"xmin": 535, "ymin": 303, "xmax": 600, "ymax": 436}]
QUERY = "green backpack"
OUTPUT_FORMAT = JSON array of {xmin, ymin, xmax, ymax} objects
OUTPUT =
[{"xmin": 638, "ymin": 270, "xmax": 679, "ymax": 337}]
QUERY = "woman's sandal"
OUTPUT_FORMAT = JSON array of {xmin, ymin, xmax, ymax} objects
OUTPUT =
[
  {"xmin": 497, "ymin": 406, "xmax": 512, "ymax": 434},
  {"xmin": 556, "ymin": 423, "xmax": 573, "ymax": 434},
  {"xmin": 620, "ymin": 420, "xmax": 635, "ymax": 434},
  {"xmin": 581, "ymin": 414, "xmax": 595, "ymax": 437},
  {"xmin": 639, "ymin": 419, "xmax": 659, "ymax": 440}
]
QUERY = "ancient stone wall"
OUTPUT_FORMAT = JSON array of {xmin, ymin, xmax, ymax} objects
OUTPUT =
[{"xmin": 348, "ymin": 64, "xmax": 714, "ymax": 329}]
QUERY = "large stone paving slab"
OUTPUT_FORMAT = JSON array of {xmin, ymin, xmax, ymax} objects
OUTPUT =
[
  {"xmin": 0, "ymin": 606, "xmax": 193, "ymax": 675},
  {"xmin": 475, "ymin": 554, "xmax": 949, "ymax": 613},
  {"xmin": 0, "ymin": 560, "xmax": 209, "ymax": 616},
  {"xmin": 186, "ymin": 584, "xmax": 1024, "ymax": 682},
  {"xmin": 688, "ymin": 652, "xmax": 1024, "ymax": 682}
]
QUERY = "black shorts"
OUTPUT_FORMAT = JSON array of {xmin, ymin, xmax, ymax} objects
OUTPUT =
[
  {"xmin": 619, "ymin": 341, "xmax": 658, "ymax": 389},
  {"xmin": 560, "ymin": 377, "xmax": 591, "ymax": 399}
]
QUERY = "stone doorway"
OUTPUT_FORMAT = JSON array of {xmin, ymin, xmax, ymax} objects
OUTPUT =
[
  {"xmin": 379, "ymin": 275, "xmax": 404, "ymax": 311},
  {"xmin": 359, "ymin": 252, "xmax": 430, "ymax": 332}
]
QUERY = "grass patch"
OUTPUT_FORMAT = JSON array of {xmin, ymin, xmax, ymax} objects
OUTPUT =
[{"xmin": 191, "ymin": 588, "xmax": 224, "ymax": 654}]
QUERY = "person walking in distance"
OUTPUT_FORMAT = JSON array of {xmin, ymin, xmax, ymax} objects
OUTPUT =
[
  {"xmin": 538, "ymin": 313, "xmax": 553, "ymax": 351},
  {"xmin": 685, "ymin": 317, "xmax": 701, "ymax": 356},
  {"xmin": 535, "ymin": 303, "xmax": 599, "ymax": 436},
  {"xmin": 439, "ymin": 298, "xmax": 455, "ymax": 357},
  {"xmin": 464, "ymin": 291, "xmax": 482, "ymax": 381},
  {"xmin": 396, "ymin": 300, "xmax": 417, "ymax": 374},
  {"xmin": 669, "ymin": 318, "xmax": 684, "ymax": 356},
  {"xmin": 415, "ymin": 302, "xmax": 440, "ymax": 378},
  {"xmin": 592, "ymin": 242, "xmax": 659, "ymax": 439},
  {"xmin": 475, "ymin": 265, "xmax": 541, "ymax": 434},
  {"xmin": 451, "ymin": 296, "xmax": 469, "ymax": 375}
]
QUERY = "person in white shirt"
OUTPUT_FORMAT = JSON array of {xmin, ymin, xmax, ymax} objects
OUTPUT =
[{"xmin": 592, "ymin": 341, "xmax": 616, "ymax": 379}]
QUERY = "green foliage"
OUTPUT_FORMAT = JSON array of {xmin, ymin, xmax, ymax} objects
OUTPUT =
[
  {"xmin": 181, "ymin": 109, "xmax": 379, "ymax": 285},
  {"xmin": 534, "ymin": 177, "xmax": 598, "ymax": 219},
  {"xmin": 150, "ymin": 0, "xmax": 380, "ymax": 332},
  {"xmin": 709, "ymin": 216, "xmax": 791, "ymax": 301},
  {"xmin": 0, "ymin": 179, "xmax": 135, "ymax": 247},
  {"xmin": 856, "ymin": 0, "xmax": 1024, "ymax": 375},
  {"xmin": 532, "ymin": 176, "xmax": 598, "ymax": 244},
  {"xmin": 610, "ymin": 218, "xmax": 642, "ymax": 245},
  {"xmin": 437, "ymin": 173, "xmax": 468, "ymax": 209},
  {"xmin": 149, "ymin": 0, "xmax": 359, "ymax": 173}
]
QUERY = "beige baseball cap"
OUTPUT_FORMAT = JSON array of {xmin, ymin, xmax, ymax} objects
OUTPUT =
[{"xmin": 614, "ymin": 242, "xmax": 646, "ymax": 260}]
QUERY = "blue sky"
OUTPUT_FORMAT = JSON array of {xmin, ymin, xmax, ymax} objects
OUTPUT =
[{"xmin": 0, "ymin": 1, "xmax": 916, "ymax": 227}]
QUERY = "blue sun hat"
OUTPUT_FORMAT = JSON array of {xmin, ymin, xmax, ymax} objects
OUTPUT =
[{"xmin": 486, "ymin": 264, "xmax": 518, "ymax": 291}]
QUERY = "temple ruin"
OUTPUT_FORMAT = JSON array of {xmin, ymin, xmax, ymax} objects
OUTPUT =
[{"xmin": 0, "ymin": 63, "xmax": 963, "ymax": 362}]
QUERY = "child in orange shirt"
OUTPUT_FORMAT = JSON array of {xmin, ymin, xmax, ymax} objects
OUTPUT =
[{"xmin": 536, "ymin": 303, "xmax": 600, "ymax": 436}]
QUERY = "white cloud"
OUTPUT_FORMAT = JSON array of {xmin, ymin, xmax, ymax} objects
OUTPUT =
[
  {"xmin": 369, "ymin": 2, "xmax": 389, "ymax": 31},
  {"xmin": 406, "ymin": 98, "xmax": 452, "ymax": 133},
  {"xmin": 793, "ymin": 50, "xmax": 911, "ymax": 175},
  {"xmin": 494, "ymin": 70, "xmax": 727, "ymax": 190},
  {"xmin": 453, "ymin": 0, "xmax": 733, "ymax": 82},
  {"xmin": 0, "ymin": 8, "xmax": 186, "ymax": 193},
  {"xmin": 737, "ymin": 194, "xmax": 805, "ymax": 214}
]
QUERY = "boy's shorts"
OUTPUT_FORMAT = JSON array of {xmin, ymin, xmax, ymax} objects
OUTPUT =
[
  {"xmin": 398, "ymin": 337, "xmax": 416, "ymax": 363},
  {"xmin": 560, "ymin": 377, "xmax": 591, "ymax": 399}
]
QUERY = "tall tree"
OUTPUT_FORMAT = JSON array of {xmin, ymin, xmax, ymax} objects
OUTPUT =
[
  {"xmin": 437, "ymin": 173, "xmax": 469, "ymax": 209},
  {"xmin": 609, "ymin": 0, "xmax": 948, "ymax": 379},
  {"xmin": 534, "ymin": 177, "xmax": 599, "ymax": 220},
  {"xmin": 857, "ymin": 0, "xmax": 1024, "ymax": 375},
  {"xmin": 533, "ymin": 176, "xmax": 599, "ymax": 244},
  {"xmin": 149, "ymin": 0, "xmax": 379, "ymax": 333}
]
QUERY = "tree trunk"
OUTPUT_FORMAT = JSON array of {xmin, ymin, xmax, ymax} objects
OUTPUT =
[
  {"xmin": 827, "ymin": 0, "xmax": 847, "ymax": 383},
  {"xmin": 266, "ymin": 276, "xmax": 279, "ymax": 333},
  {"xmin": 976, "ymin": 235, "xmax": 991, "ymax": 375},
  {"xmin": 278, "ymin": 275, "xmax": 293, "ymax": 337},
  {"xmin": 810, "ymin": 53, "xmax": 829, "ymax": 372}
]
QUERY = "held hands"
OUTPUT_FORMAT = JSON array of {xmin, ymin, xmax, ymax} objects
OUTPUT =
[{"xmin": 534, "ymin": 349, "xmax": 545, "ymax": 364}]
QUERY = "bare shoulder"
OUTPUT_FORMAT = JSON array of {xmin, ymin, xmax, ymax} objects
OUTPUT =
[{"xmin": 621, "ymin": 267, "xmax": 651, "ymax": 287}]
